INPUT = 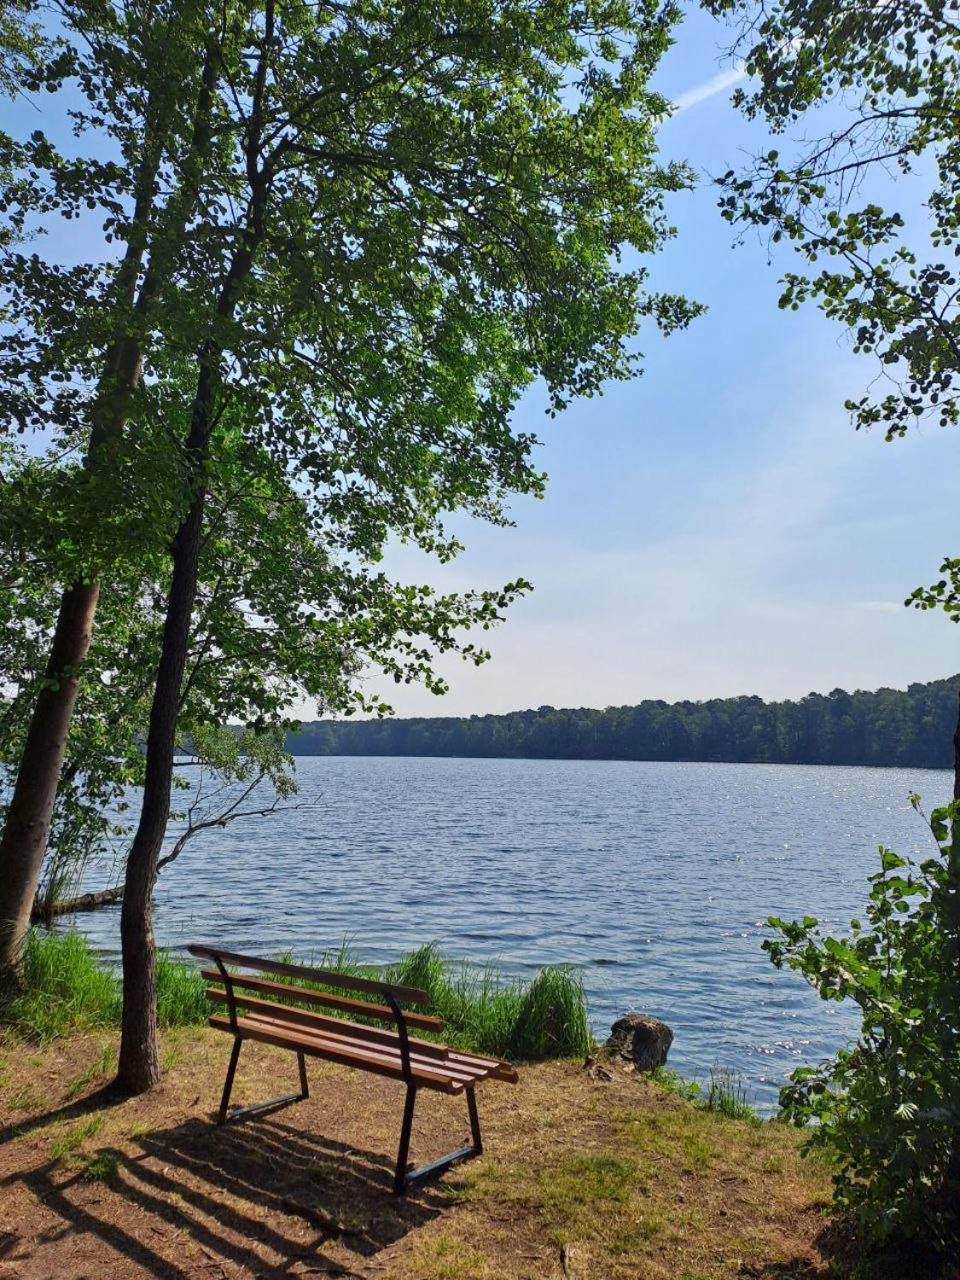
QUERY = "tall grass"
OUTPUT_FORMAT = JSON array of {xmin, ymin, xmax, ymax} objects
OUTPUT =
[
  {"xmin": 2, "ymin": 930, "xmax": 592, "ymax": 1062},
  {"xmin": 0, "ymin": 930, "xmax": 205, "ymax": 1041},
  {"xmin": 388, "ymin": 944, "xmax": 592, "ymax": 1060}
]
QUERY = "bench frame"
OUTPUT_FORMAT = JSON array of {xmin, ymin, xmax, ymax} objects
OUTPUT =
[{"xmin": 191, "ymin": 945, "xmax": 494, "ymax": 1194}]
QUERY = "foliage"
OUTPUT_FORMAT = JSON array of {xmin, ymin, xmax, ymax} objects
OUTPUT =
[
  {"xmin": 764, "ymin": 798, "xmax": 960, "ymax": 1252},
  {"xmin": 706, "ymin": 0, "xmax": 960, "ymax": 442},
  {"xmin": 288, "ymin": 674, "xmax": 960, "ymax": 766},
  {"xmin": 2, "ymin": 931, "xmax": 591, "ymax": 1061},
  {"xmin": 1, "ymin": 0, "xmax": 701, "ymax": 957},
  {"xmin": 907, "ymin": 557, "xmax": 960, "ymax": 625}
]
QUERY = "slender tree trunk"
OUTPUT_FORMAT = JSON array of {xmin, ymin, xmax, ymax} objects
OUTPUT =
[
  {"xmin": 118, "ymin": 462, "xmax": 209, "ymax": 1091},
  {"xmin": 115, "ymin": 15, "xmax": 271, "ymax": 1090},
  {"xmin": 0, "ymin": 42, "xmax": 221, "ymax": 995}
]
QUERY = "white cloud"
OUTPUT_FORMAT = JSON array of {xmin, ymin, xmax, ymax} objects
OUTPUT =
[{"xmin": 672, "ymin": 65, "xmax": 746, "ymax": 114}]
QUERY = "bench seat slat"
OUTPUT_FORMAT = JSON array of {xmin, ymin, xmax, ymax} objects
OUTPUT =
[
  {"xmin": 205, "ymin": 988, "xmax": 515, "ymax": 1080},
  {"xmin": 206, "ymin": 988, "xmax": 457, "ymax": 1062},
  {"xmin": 207, "ymin": 1014, "xmax": 463, "ymax": 1093},
  {"xmin": 190, "ymin": 945, "xmax": 429, "ymax": 1006},
  {"xmin": 199, "ymin": 968, "xmax": 444, "ymax": 1032},
  {"xmin": 448, "ymin": 1051, "xmax": 519, "ymax": 1085},
  {"xmin": 235, "ymin": 1010, "xmax": 492, "ymax": 1084}
]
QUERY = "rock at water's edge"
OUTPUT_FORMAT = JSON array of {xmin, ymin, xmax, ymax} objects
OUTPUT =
[{"xmin": 606, "ymin": 1014, "xmax": 673, "ymax": 1071}]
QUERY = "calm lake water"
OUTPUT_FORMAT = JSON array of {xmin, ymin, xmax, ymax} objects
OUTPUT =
[{"xmin": 68, "ymin": 756, "xmax": 950, "ymax": 1110}]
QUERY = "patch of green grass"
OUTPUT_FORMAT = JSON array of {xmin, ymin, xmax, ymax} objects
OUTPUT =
[
  {"xmin": 155, "ymin": 949, "xmax": 207, "ymax": 1027},
  {"xmin": 50, "ymin": 1114, "xmax": 104, "ymax": 1160},
  {"xmin": 612, "ymin": 1212, "xmax": 664, "ymax": 1253},
  {"xmin": 1, "ymin": 930, "xmax": 209, "ymax": 1042},
  {"xmin": 8, "ymin": 1083, "xmax": 49, "ymax": 1111},
  {"xmin": 2, "ymin": 930, "xmax": 121, "ymax": 1040},
  {"xmin": 63, "ymin": 1042, "xmax": 115, "ymax": 1101},
  {"xmin": 411, "ymin": 1232, "xmax": 492, "ymax": 1279},
  {"xmin": 79, "ymin": 1149, "xmax": 120, "ymax": 1180},
  {"xmin": 652, "ymin": 1064, "xmax": 762, "ymax": 1125},
  {"xmin": 536, "ymin": 1152, "xmax": 641, "ymax": 1239},
  {"xmin": 387, "ymin": 944, "xmax": 592, "ymax": 1061}
]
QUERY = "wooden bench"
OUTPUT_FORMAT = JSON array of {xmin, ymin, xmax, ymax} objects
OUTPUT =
[{"xmin": 188, "ymin": 944, "xmax": 518, "ymax": 1194}]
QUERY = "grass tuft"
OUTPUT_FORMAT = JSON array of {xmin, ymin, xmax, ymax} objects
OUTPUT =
[
  {"xmin": 80, "ymin": 1149, "xmax": 120, "ymax": 1181},
  {"xmin": 50, "ymin": 1115, "xmax": 104, "ymax": 1160},
  {"xmin": 2, "ymin": 930, "xmax": 121, "ymax": 1040},
  {"xmin": 652, "ymin": 1064, "xmax": 762, "ymax": 1125}
]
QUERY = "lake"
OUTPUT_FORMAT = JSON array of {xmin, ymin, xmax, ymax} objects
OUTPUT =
[{"xmin": 66, "ymin": 756, "xmax": 950, "ymax": 1110}]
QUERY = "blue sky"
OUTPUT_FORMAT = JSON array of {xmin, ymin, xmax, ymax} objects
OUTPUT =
[
  {"xmin": 367, "ymin": 6, "xmax": 959, "ymax": 717},
  {"xmin": 5, "ymin": 7, "xmax": 956, "ymax": 719}
]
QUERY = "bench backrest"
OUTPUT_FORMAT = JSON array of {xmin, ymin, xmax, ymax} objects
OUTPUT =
[{"xmin": 187, "ymin": 943, "xmax": 445, "ymax": 1034}]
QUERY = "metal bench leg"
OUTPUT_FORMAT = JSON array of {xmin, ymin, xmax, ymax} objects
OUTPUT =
[
  {"xmin": 394, "ymin": 1083, "xmax": 418, "ymax": 1194},
  {"xmin": 217, "ymin": 1039, "xmax": 309, "ymax": 1126},
  {"xmin": 394, "ymin": 1084, "xmax": 484, "ymax": 1195},
  {"xmin": 218, "ymin": 1037, "xmax": 243, "ymax": 1125}
]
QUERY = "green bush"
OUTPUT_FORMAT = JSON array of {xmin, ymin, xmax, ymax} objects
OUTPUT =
[{"xmin": 765, "ymin": 796, "xmax": 960, "ymax": 1256}]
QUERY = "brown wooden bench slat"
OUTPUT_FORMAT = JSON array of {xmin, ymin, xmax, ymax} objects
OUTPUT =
[
  {"xmin": 448, "ymin": 1050, "xmax": 520, "ymax": 1085},
  {"xmin": 199, "ymin": 968, "xmax": 444, "ymax": 1032},
  {"xmin": 231, "ymin": 1007, "xmax": 493, "ymax": 1085},
  {"xmin": 207, "ymin": 1014, "xmax": 463, "ymax": 1093},
  {"xmin": 189, "ymin": 944, "xmax": 430, "ymax": 1006},
  {"xmin": 205, "ymin": 988, "xmax": 456, "ymax": 1062}
]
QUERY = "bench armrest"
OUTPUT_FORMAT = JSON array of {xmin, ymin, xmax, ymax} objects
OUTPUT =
[{"xmin": 379, "ymin": 987, "xmax": 414, "ymax": 1082}]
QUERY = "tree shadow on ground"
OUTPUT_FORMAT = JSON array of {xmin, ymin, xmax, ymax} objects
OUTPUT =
[
  {"xmin": 0, "ymin": 1081, "xmax": 128, "ymax": 1145},
  {"xmin": 8, "ymin": 1106, "xmax": 450, "ymax": 1279}
]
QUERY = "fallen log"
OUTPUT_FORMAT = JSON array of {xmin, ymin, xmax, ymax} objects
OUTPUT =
[{"xmin": 30, "ymin": 885, "xmax": 124, "ymax": 924}]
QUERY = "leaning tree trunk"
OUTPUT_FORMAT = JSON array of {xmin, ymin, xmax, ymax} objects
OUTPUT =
[
  {"xmin": 0, "ymin": 47, "xmax": 220, "ymax": 996},
  {"xmin": 0, "ymin": 329, "xmax": 147, "ymax": 994}
]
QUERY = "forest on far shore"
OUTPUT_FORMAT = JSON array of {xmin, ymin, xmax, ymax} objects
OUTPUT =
[{"xmin": 288, "ymin": 675, "xmax": 960, "ymax": 768}]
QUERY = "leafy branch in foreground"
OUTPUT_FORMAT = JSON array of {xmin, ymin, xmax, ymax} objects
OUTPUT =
[{"xmin": 764, "ymin": 797, "xmax": 960, "ymax": 1256}]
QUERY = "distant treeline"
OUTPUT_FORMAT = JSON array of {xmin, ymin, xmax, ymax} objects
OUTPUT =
[{"xmin": 288, "ymin": 675, "xmax": 960, "ymax": 768}]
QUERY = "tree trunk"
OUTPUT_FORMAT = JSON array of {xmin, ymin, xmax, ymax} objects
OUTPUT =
[
  {"xmin": 0, "ymin": 583, "xmax": 100, "ymax": 989},
  {"xmin": 117, "ymin": 471, "xmax": 209, "ymax": 1092},
  {"xmin": 0, "ymin": 43, "xmax": 221, "ymax": 995},
  {"xmin": 115, "ymin": 9, "xmax": 271, "ymax": 1093}
]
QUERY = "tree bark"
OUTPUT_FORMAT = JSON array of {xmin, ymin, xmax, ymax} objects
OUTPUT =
[
  {"xmin": 0, "ymin": 42, "xmax": 221, "ymax": 995},
  {"xmin": 117, "ymin": 426, "xmax": 210, "ymax": 1092},
  {"xmin": 115, "ymin": 13, "xmax": 272, "ymax": 1092}
]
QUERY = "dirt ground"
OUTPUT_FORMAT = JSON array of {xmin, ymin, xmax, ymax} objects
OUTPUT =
[{"xmin": 0, "ymin": 1028, "xmax": 851, "ymax": 1279}]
